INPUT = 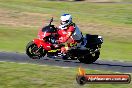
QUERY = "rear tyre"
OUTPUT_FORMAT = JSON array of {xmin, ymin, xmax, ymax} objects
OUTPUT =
[
  {"xmin": 78, "ymin": 51, "xmax": 100, "ymax": 64},
  {"xmin": 26, "ymin": 41, "xmax": 46, "ymax": 59}
]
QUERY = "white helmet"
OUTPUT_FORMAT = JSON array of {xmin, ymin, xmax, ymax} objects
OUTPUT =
[{"xmin": 60, "ymin": 14, "xmax": 72, "ymax": 28}]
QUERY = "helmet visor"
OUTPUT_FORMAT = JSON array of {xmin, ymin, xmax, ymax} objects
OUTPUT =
[{"xmin": 61, "ymin": 20, "xmax": 69, "ymax": 25}]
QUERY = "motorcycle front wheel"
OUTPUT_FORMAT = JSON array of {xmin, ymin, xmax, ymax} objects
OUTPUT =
[{"xmin": 26, "ymin": 41, "xmax": 46, "ymax": 59}]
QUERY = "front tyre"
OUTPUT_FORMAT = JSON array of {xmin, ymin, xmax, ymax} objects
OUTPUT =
[
  {"xmin": 26, "ymin": 41, "xmax": 46, "ymax": 59},
  {"xmin": 78, "ymin": 51, "xmax": 100, "ymax": 64}
]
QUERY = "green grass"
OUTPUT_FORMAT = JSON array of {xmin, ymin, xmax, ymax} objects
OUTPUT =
[
  {"xmin": 0, "ymin": 0, "xmax": 132, "ymax": 26},
  {"xmin": 0, "ymin": 0, "xmax": 132, "ymax": 61},
  {"xmin": 0, "ymin": 26, "xmax": 37, "ymax": 52},
  {"xmin": 101, "ymin": 40, "xmax": 132, "ymax": 61},
  {"xmin": 122, "ymin": 0, "xmax": 132, "ymax": 2},
  {"xmin": 0, "ymin": 61, "xmax": 131, "ymax": 88}
]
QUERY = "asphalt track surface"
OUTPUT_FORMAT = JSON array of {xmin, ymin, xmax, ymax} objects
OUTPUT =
[{"xmin": 0, "ymin": 52, "xmax": 132, "ymax": 73}]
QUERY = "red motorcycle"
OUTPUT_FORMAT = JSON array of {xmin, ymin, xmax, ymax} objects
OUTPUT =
[{"xmin": 26, "ymin": 18, "xmax": 103, "ymax": 64}]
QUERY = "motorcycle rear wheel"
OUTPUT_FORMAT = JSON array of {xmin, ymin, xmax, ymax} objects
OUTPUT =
[
  {"xmin": 26, "ymin": 41, "xmax": 46, "ymax": 59},
  {"xmin": 78, "ymin": 51, "xmax": 100, "ymax": 64}
]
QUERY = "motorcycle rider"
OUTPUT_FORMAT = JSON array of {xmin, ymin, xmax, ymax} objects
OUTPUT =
[{"xmin": 56, "ymin": 14, "xmax": 83, "ymax": 55}]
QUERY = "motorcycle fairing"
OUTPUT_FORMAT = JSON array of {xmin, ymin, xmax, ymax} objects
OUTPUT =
[{"xmin": 33, "ymin": 38, "xmax": 52, "ymax": 51}]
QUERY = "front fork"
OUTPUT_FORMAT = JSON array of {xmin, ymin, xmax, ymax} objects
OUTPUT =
[
  {"xmin": 32, "ymin": 46, "xmax": 43, "ymax": 57},
  {"xmin": 36, "ymin": 46, "xmax": 43, "ymax": 53}
]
